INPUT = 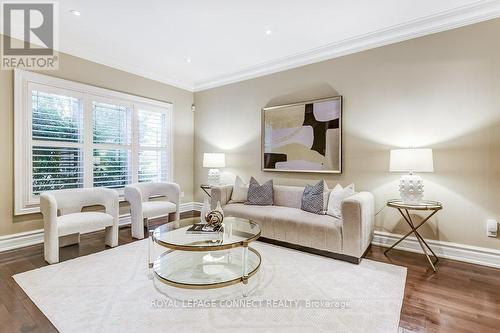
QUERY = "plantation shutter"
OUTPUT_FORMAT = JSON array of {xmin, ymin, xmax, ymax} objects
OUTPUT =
[
  {"xmin": 137, "ymin": 109, "xmax": 170, "ymax": 183},
  {"xmin": 31, "ymin": 90, "xmax": 84, "ymax": 196},
  {"xmin": 92, "ymin": 101, "xmax": 132, "ymax": 189}
]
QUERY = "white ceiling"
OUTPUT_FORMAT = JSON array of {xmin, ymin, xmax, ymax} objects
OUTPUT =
[{"xmin": 8, "ymin": 0, "xmax": 500, "ymax": 90}]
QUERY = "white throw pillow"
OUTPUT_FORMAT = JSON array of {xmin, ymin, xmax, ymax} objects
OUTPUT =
[
  {"xmin": 322, "ymin": 180, "xmax": 330, "ymax": 214},
  {"xmin": 229, "ymin": 176, "xmax": 249, "ymax": 203},
  {"xmin": 326, "ymin": 183, "xmax": 355, "ymax": 218}
]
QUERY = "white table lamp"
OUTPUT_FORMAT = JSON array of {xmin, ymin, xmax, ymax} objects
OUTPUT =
[
  {"xmin": 389, "ymin": 148, "xmax": 434, "ymax": 204},
  {"xmin": 203, "ymin": 153, "xmax": 225, "ymax": 185}
]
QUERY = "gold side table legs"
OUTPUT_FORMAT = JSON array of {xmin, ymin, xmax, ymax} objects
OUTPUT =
[{"xmin": 384, "ymin": 208, "xmax": 440, "ymax": 272}]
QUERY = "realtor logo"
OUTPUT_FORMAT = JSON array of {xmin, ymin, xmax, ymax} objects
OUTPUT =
[{"xmin": 1, "ymin": 2, "xmax": 59, "ymax": 69}]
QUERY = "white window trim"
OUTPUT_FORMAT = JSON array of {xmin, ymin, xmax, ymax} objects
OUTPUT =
[{"xmin": 14, "ymin": 69, "xmax": 174, "ymax": 215}]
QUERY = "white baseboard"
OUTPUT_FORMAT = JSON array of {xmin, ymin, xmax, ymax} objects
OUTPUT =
[
  {"xmin": 0, "ymin": 202, "xmax": 198, "ymax": 253},
  {"xmin": 182, "ymin": 202, "xmax": 203, "ymax": 212},
  {"xmin": 373, "ymin": 231, "xmax": 500, "ymax": 269},
  {"xmin": 0, "ymin": 229, "xmax": 46, "ymax": 253},
  {"xmin": 193, "ymin": 202, "xmax": 203, "ymax": 212}
]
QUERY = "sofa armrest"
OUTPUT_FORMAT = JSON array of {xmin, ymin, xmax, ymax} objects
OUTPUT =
[
  {"xmin": 211, "ymin": 185, "xmax": 233, "ymax": 208},
  {"xmin": 341, "ymin": 191, "xmax": 375, "ymax": 259}
]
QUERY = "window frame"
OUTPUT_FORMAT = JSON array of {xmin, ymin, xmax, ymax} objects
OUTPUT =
[{"xmin": 14, "ymin": 69, "xmax": 174, "ymax": 215}]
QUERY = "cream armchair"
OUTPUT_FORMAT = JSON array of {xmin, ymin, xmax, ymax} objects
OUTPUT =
[
  {"xmin": 124, "ymin": 182, "xmax": 180, "ymax": 239},
  {"xmin": 40, "ymin": 188, "xmax": 119, "ymax": 264}
]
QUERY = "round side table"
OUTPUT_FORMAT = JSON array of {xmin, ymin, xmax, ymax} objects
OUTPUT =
[{"xmin": 385, "ymin": 199, "xmax": 443, "ymax": 272}]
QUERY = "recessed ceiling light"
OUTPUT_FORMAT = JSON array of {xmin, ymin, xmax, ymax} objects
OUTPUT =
[
  {"xmin": 70, "ymin": 10, "xmax": 81, "ymax": 16},
  {"xmin": 186, "ymin": 58, "xmax": 192, "ymax": 63},
  {"xmin": 265, "ymin": 29, "xmax": 272, "ymax": 35}
]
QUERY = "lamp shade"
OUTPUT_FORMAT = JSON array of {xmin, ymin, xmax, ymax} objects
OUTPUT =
[
  {"xmin": 389, "ymin": 148, "xmax": 433, "ymax": 173},
  {"xmin": 203, "ymin": 153, "xmax": 226, "ymax": 168}
]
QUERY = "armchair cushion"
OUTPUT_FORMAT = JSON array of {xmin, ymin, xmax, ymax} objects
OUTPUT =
[
  {"xmin": 142, "ymin": 201, "xmax": 177, "ymax": 219},
  {"xmin": 57, "ymin": 212, "xmax": 114, "ymax": 236}
]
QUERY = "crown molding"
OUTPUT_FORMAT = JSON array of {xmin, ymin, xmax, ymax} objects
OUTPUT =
[{"xmin": 193, "ymin": 0, "xmax": 500, "ymax": 91}]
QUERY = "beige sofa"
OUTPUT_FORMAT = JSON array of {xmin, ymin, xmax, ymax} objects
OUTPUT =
[{"xmin": 211, "ymin": 184, "xmax": 375, "ymax": 263}]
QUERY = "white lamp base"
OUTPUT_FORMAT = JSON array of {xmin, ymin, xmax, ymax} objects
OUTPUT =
[
  {"xmin": 207, "ymin": 168, "xmax": 220, "ymax": 186},
  {"xmin": 399, "ymin": 174, "xmax": 424, "ymax": 204}
]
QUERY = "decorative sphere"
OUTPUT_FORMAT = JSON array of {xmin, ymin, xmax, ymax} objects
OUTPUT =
[{"xmin": 205, "ymin": 210, "xmax": 224, "ymax": 228}]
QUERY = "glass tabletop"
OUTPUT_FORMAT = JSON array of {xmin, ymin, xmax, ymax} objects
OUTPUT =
[
  {"xmin": 387, "ymin": 199, "xmax": 442, "ymax": 210},
  {"xmin": 152, "ymin": 216, "xmax": 261, "ymax": 251},
  {"xmin": 153, "ymin": 248, "xmax": 261, "ymax": 289}
]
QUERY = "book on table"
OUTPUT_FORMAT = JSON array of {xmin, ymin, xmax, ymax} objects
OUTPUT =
[{"xmin": 186, "ymin": 223, "xmax": 222, "ymax": 234}]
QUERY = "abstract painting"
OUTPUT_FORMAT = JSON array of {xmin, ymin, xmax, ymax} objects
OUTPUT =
[{"xmin": 262, "ymin": 96, "xmax": 342, "ymax": 173}]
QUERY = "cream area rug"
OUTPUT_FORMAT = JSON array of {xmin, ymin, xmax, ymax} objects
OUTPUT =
[{"xmin": 14, "ymin": 240, "xmax": 406, "ymax": 333}]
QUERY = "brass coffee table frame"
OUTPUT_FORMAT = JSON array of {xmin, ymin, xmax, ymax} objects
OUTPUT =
[
  {"xmin": 149, "ymin": 221, "xmax": 262, "ymax": 290},
  {"xmin": 153, "ymin": 247, "xmax": 262, "ymax": 290},
  {"xmin": 385, "ymin": 199, "xmax": 443, "ymax": 272}
]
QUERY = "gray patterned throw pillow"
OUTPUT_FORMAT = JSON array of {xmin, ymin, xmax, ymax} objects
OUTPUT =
[
  {"xmin": 245, "ymin": 177, "xmax": 274, "ymax": 205},
  {"xmin": 301, "ymin": 180, "xmax": 325, "ymax": 214}
]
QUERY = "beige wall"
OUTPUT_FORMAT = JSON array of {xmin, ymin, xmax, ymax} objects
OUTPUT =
[
  {"xmin": 0, "ymin": 41, "xmax": 194, "ymax": 236},
  {"xmin": 194, "ymin": 19, "xmax": 500, "ymax": 250}
]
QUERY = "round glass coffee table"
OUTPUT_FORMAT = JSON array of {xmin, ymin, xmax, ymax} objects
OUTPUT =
[{"xmin": 149, "ymin": 217, "xmax": 261, "ymax": 292}]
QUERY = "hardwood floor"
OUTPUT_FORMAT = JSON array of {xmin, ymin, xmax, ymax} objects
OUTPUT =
[
  {"xmin": 366, "ymin": 247, "xmax": 500, "ymax": 333},
  {"xmin": 0, "ymin": 212, "xmax": 499, "ymax": 333}
]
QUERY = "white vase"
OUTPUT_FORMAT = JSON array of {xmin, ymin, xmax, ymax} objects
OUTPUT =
[{"xmin": 200, "ymin": 198, "xmax": 210, "ymax": 223}]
